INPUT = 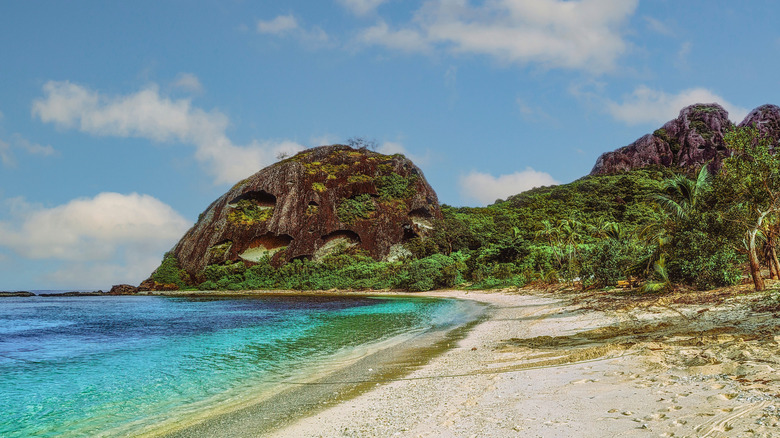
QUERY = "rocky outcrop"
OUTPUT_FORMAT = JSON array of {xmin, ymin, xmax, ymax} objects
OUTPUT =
[
  {"xmin": 109, "ymin": 284, "xmax": 139, "ymax": 295},
  {"xmin": 592, "ymin": 103, "xmax": 780, "ymax": 175},
  {"xmin": 136, "ymin": 280, "xmax": 179, "ymax": 292},
  {"xmin": 591, "ymin": 103, "xmax": 735, "ymax": 175},
  {"xmin": 738, "ymin": 104, "xmax": 780, "ymax": 146},
  {"xmin": 0, "ymin": 291, "xmax": 35, "ymax": 297},
  {"xmin": 148, "ymin": 145, "xmax": 442, "ymax": 287}
]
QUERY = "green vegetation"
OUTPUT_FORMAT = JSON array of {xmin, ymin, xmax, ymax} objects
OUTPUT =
[
  {"xmin": 312, "ymin": 182, "xmax": 327, "ymax": 192},
  {"xmin": 208, "ymin": 241, "xmax": 232, "ymax": 259},
  {"xmin": 716, "ymin": 126, "xmax": 780, "ymax": 290},
  {"xmin": 151, "ymin": 252, "xmax": 188, "ymax": 288},
  {"xmin": 337, "ymin": 194, "xmax": 376, "ymax": 224},
  {"xmin": 304, "ymin": 160, "xmax": 351, "ymax": 177},
  {"xmin": 227, "ymin": 200, "xmax": 274, "ymax": 225},
  {"xmin": 193, "ymin": 127, "xmax": 780, "ymax": 293},
  {"xmin": 347, "ymin": 173, "xmax": 374, "ymax": 184},
  {"xmin": 198, "ymin": 248, "xmax": 464, "ymax": 292},
  {"xmin": 376, "ymin": 173, "xmax": 417, "ymax": 199}
]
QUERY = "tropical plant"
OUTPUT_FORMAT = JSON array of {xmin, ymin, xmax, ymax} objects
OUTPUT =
[
  {"xmin": 718, "ymin": 126, "xmax": 780, "ymax": 290},
  {"xmin": 650, "ymin": 165, "xmax": 711, "ymax": 220}
]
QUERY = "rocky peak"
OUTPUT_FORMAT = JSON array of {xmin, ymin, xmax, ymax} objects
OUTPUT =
[
  {"xmin": 738, "ymin": 104, "xmax": 780, "ymax": 145},
  {"xmin": 147, "ymin": 144, "xmax": 442, "ymax": 287},
  {"xmin": 591, "ymin": 103, "xmax": 734, "ymax": 175}
]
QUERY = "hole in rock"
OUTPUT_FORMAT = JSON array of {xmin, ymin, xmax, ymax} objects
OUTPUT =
[
  {"xmin": 409, "ymin": 207, "xmax": 433, "ymax": 218},
  {"xmin": 306, "ymin": 201, "xmax": 320, "ymax": 216},
  {"xmin": 409, "ymin": 208, "xmax": 434, "ymax": 231},
  {"xmin": 229, "ymin": 190, "xmax": 276, "ymax": 207},
  {"xmin": 239, "ymin": 233, "xmax": 293, "ymax": 262},
  {"xmin": 403, "ymin": 224, "xmax": 419, "ymax": 241},
  {"xmin": 314, "ymin": 230, "xmax": 361, "ymax": 260}
]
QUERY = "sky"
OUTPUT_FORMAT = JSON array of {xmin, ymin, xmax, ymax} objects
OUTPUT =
[{"xmin": 1, "ymin": 0, "xmax": 778, "ymax": 290}]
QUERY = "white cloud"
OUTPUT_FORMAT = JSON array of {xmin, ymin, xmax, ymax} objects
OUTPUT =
[
  {"xmin": 337, "ymin": 0, "xmax": 388, "ymax": 16},
  {"xmin": 0, "ymin": 193, "xmax": 190, "ymax": 288},
  {"xmin": 0, "ymin": 134, "xmax": 56, "ymax": 167},
  {"xmin": 676, "ymin": 41, "xmax": 692, "ymax": 69},
  {"xmin": 459, "ymin": 169, "xmax": 558, "ymax": 206},
  {"xmin": 44, "ymin": 259, "xmax": 155, "ymax": 290},
  {"xmin": 257, "ymin": 14, "xmax": 299, "ymax": 34},
  {"xmin": 172, "ymin": 72, "xmax": 204, "ymax": 93},
  {"xmin": 606, "ymin": 86, "xmax": 750, "ymax": 125},
  {"xmin": 377, "ymin": 141, "xmax": 431, "ymax": 166},
  {"xmin": 0, "ymin": 139, "xmax": 11, "ymax": 166},
  {"xmin": 444, "ymin": 65, "xmax": 457, "ymax": 88},
  {"xmin": 644, "ymin": 16, "xmax": 674, "ymax": 36},
  {"xmin": 257, "ymin": 14, "xmax": 330, "ymax": 46},
  {"xmin": 32, "ymin": 81, "xmax": 305, "ymax": 184},
  {"xmin": 309, "ymin": 134, "xmax": 340, "ymax": 147},
  {"xmin": 13, "ymin": 134, "xmax": 55, "ymax": 157},
  {"xmin": 357, "ymin": 21, "xmax": 431, "ymax": 53},
  {"xmin": 357, "ymin": 0, "xmax": 638, "ymax": 73},
  {"xmin": 516, "ymin": 97, "xmax": 556, "ymax": 124}
]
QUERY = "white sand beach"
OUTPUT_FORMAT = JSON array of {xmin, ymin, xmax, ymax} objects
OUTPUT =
[{"xmin": 268, "ymin": 288, "xmax": 780, "ymax": 437}]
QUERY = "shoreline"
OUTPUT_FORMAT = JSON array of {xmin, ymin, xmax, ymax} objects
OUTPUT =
[
  {"xmin": 260, "ymin": 288, "xmax": 780, "ymax": 437},
  {"xmin": 148, "ymin": 291, "xmax": 490, "ymax": 438}
]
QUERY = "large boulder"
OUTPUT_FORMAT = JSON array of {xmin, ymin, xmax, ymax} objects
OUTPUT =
[
  {"xmin": 148, "ymin": 145, "xmax": 442, "ymax": 287},
  {"xmin": 591, "ymin": 103, "xmax": 734, "ymax": 175}
]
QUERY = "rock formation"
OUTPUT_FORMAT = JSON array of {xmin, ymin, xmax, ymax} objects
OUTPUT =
[
  {"xmin": 739, "ymin": 104, "xmax": 780, "ymax": 146},
  {"xmin": 109, "ymin": 284, "xmax": 140, "ymax": 295},
  {"xmin": 0, "ymin": 291, "xmax": 35, "ymax": 297},
  {"xmin": 590, "ymin": 104, "xmax": 780, "ymax": 175},
  {"xmin": 591, "ymin": 103, "xmax": 733, "ymax": 175},
  {"xmin": 147, "ymin": 145, "xmax": 442, "ymax": 287}
]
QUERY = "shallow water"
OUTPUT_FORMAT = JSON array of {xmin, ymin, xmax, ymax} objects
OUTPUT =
[{"xmin": 0, "ymin": 294, "xmax": 473, "ymax": 437}]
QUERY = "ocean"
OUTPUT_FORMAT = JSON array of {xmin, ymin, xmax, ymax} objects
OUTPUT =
[{"xmin": 0, "ymin": 293, "xmax": 481, "ymax": 437}]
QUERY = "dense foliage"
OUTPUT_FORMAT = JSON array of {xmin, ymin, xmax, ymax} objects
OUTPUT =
[
  {"xmin": 151, "ymin": 252, "xmax": 189, "ymax": 288},
  {"xmin": 193, "ymin": 131, "xmax": 780, "ymax": 292}
]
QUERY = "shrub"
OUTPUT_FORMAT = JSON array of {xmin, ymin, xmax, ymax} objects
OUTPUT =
[
  {"xmin": 336, "ymin": 194, "xmax": 376, "ymax": 224},
  {"xmin": 580, "ymin": 239, "xmax": 644, "ymax": 287},
  {"xmin": 151, "ymin": 252, "xmax": 187, "ymax": 288},
  {"xmin": 376, "ymin": 173, "xmax": 416, "ymax": 199},
  {"xmin": 401, "ymin": 254, "xmax": 464, "ymax": 291},
  {"xmin": 666, "ymin": 229, "xmax": 742, "ymax": 290},
  {"xmin": 227, "ymin": 200, "xmax": 273, "ymax": 225}
]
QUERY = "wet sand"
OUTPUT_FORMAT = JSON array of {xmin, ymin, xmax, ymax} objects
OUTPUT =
[{"xmin": 264, "ymin": 288, "xmax": 780, "ymax": 437}]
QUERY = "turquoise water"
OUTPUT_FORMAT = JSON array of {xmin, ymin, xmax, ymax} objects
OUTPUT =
[{"xmin": 0, "ymin": 294, "xmax": 474, "ymax": 437}]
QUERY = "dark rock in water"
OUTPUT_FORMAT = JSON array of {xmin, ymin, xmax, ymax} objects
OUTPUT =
[
  {"xmin": 146, "ymin": 144, "xmax": 442, "ymax": 287},
  {"xmin": 0, "ymin": 291, "xmax": 35, "ymax": 297},
  {"xmin": 591, "ymin": 103, "xmax": 733, "ymax": 174},
  {"xmin": 38, "ymin": 291, "xmax": 107, "ymax": 297},
  {"xmin": 137, "ymin": 279, "xmax": 179, "ymax": 292},
  {"xmin": 109, "ymin": 284, "xmax": 139, "ymax": 295}
]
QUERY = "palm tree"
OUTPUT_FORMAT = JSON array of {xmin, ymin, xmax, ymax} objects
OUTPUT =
[
  {"xmin": 635, "ymin": 166, "xmax": 711, "ymax": 289},
  {"xmin": 651, "ymin": 165, "xmax": 711, "ymax": 220},
  {"xmin": 534, "ymin": 218, "xmax": 585, "ymax": 282}
]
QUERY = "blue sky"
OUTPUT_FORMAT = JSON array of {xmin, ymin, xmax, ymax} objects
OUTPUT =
[{"xmin": 1, "ymin": 0, "xmax": 778, "ymax": 290}]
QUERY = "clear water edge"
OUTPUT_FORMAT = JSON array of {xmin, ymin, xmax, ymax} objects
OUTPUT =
[{"xmin": 0, "ymin": 294, "xmax": 484, "ymax": 437}]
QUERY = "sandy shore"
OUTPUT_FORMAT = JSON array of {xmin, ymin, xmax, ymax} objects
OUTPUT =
[{"xmin": 263, "ymin": 288, "xmax": 780, "ymax": 437}]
